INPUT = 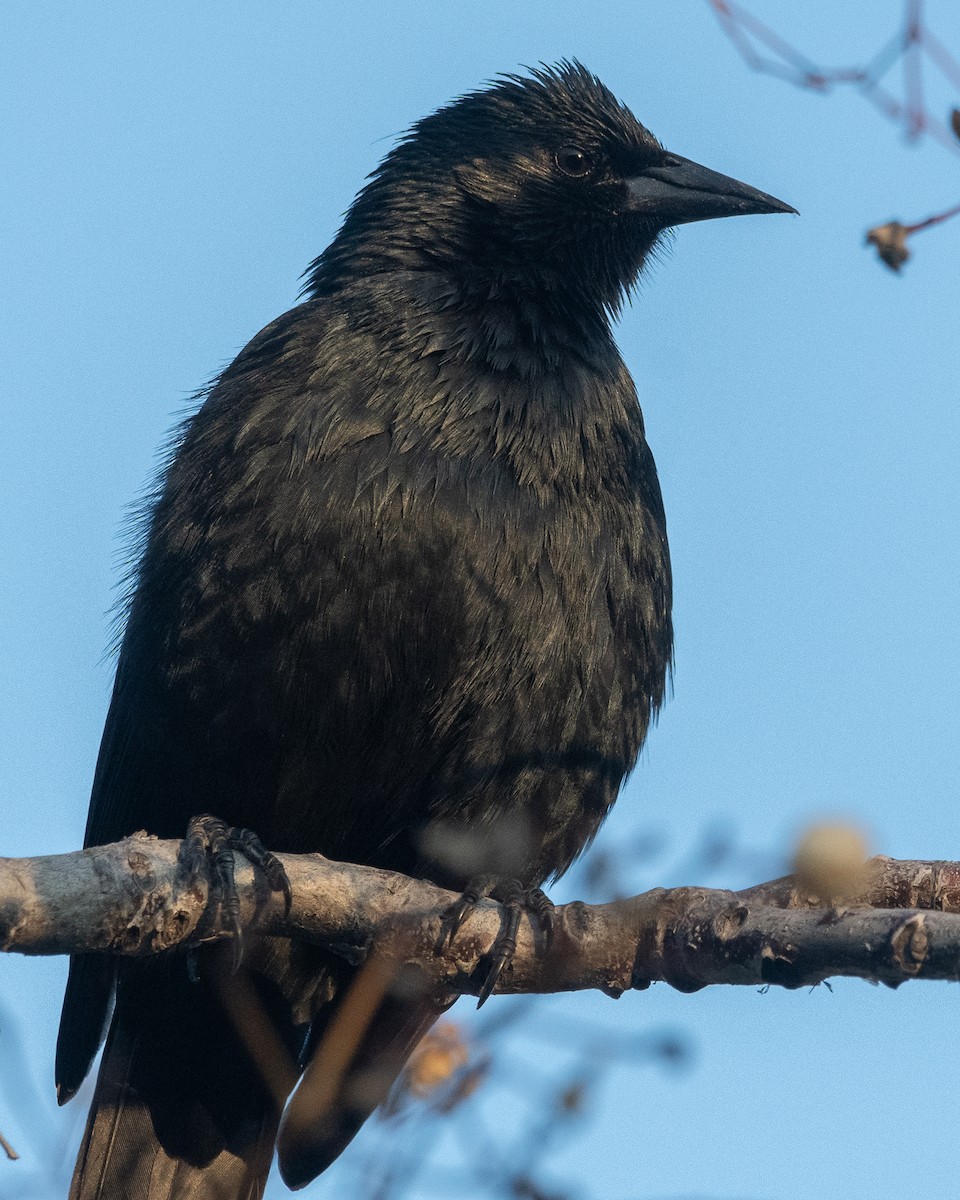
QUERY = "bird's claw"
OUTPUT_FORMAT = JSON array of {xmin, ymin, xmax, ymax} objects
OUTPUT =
[
  {"xmin": 229, "ymin": 824, "xmax": 294, "ymax": 915},
  {"xmin": 178, "ymin": 814, "xmax": 291, "ymax": 971},
  {"xmin": 439, "ymin": 877, "xmax": 554, "ymax": 1007},
  {"xmin": 526, "ymin": 887, "xmax": 556, "ymax": 948},
  {"xmin": 438, "ymin": 877, "xmax": 492, "ymax": 952}
]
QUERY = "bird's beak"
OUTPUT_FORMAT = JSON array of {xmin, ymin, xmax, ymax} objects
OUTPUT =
[{"xmin": 625, "ymin": 153, "xmax": 797, "ymax": 226}]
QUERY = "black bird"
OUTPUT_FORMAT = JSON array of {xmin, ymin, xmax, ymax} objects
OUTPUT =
[{"xmin": 56, "ymin": 62, "xmax": 793, "ymax": 1198}]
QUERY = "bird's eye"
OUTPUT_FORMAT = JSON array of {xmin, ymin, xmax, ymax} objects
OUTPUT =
[{"xmin": 555, "ymin": 145, "xmax": 594, "ymax": 177}]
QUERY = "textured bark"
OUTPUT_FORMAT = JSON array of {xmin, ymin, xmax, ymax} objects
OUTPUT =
[{"xmin": 3, "ymin": 837, "xmax": 960, "ymax": 997}]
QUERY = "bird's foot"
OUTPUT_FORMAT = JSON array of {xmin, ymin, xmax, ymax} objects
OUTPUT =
[
  {"xmin": 178, "ymin": 813, "xmax": 292, "ymax": 971},
  {"xmin": 440, "ymin": 877, "xmax": 554, "ymax": 1007}
]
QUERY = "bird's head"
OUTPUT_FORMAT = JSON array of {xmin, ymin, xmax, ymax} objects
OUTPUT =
[{"xmin": 311, "ymin": 61, "xmax": 794, "ymax": 321}]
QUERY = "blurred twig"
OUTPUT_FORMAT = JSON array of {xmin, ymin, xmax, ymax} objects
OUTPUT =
[
  {"xmin": 707, "ymin": 0, "xmax": 960, "ymax": 153},
  {"xmin": 706, "ymin": 0, "xmax": 960, "ymax": 269}
]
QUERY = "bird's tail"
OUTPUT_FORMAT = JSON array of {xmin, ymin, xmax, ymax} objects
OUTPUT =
[
  {"xmin": 68, "ymin": 949, "xmax": 452, "ymax": 1196},
  {"xmin": 277, "ymin": 953, "xmax": 453, "ymax": 1189},
  {"xmin": 68, "ymin": 952, "xmax": 303, "ymax": 1200}
]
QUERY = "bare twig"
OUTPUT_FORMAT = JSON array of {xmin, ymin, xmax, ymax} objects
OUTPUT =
[
  {"xmin": 706, "ymin": 0, "xmax": 960, "ymax": 157},
  {"xmin": 706, "ymin": 1, "xmax": 960, "ymax": 270}
]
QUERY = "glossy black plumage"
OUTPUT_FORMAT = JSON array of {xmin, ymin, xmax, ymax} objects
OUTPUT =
[{"xmin": 56, "ymin": 62, "xmax": 791, "ymax": 1197}]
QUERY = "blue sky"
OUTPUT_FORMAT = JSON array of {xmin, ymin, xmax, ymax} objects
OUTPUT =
[{"xmin": 2, "ymin": 3, "xmax": 960, "ymax": 1197}]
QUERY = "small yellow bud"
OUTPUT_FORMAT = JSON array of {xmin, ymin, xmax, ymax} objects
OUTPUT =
[{"xmin": 793, "ymin": 823, "xmax": 870, "ymax": 902}]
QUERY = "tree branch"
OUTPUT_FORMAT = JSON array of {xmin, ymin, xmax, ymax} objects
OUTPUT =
[{"xmin": 3, "ymin": 837, "xmax": 960, "ymax": 999}]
